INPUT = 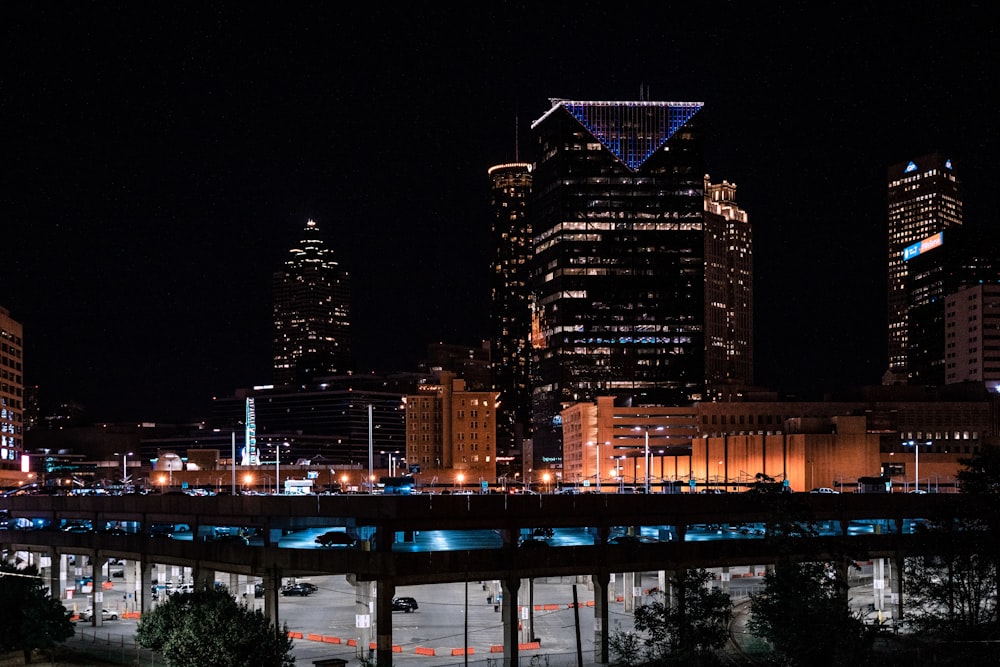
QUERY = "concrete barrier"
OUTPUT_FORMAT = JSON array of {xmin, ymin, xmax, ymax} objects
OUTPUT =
[{"xmin": 415, "ymin": 646, "xmax": 435, "ymax": 656}]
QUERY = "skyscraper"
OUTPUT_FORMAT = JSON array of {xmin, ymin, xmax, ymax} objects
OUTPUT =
[
  {"xmin": 528, "ymin": 99, "xmax": 706, "ymax": 463},
  {"xmin": 488, "ymin": 162, "xmax": 533, "ymax": 461},
  {"xmin": 704, "ymin": 176, "xmax": 753, "ymax": 396},
  {"xmin": 272, "ymin": 219, "xmax": 351, "ymax": 386},
  {"xmin": 886, "ymin": 153, "xmax": 962, "ymax": 384},
  {"xmin": 0, "ymin": 306, "xmax": 24, "ymax": 477}
]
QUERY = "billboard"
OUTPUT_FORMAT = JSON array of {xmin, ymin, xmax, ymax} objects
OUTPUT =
[{"xmin": 903, "ymin": 232, "xmax": 944, "ymax": 261}]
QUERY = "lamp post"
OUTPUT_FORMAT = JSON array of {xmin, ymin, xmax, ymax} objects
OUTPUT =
[
  {"xmin": 903, "ymin": 440, "xmax": 931, "ymax": 492},
  {"xmin": 114, "ymin": 451, "xmax": 133, "ymax": 490},
  {"xmin": 634, "ymin": 426, "xmax": 664, "ymax": 494}
]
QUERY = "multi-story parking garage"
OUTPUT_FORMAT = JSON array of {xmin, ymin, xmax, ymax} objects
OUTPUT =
[{"xmin": 1, "ymin": 493, "xmax": 990, "ymax": 666}]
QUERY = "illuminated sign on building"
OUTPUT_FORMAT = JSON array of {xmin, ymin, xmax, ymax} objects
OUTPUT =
[
  {"xmin": 905, "ymin": 161, "xmax": 918, "ymax": 173},
  {"xmin": 903, "ymin": 232, "xmax": 944, "ymax": 261},
  {"xmin": 241, "ymin": 397, "xmax": 259, "ymax": 466}
]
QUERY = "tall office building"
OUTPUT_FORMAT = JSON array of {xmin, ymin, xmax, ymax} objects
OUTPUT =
[
  {"xmin": 488, "ymin": 162, "xmax": 533, "ymax": 459},
  {"xmin": 906, "ymin": 228, "xmax": 1000, "ymax": 386},
  {"xmin": 528, "ymin": 99, "xmax": 706, "ymax": 463},
  {"xmin": 946, "ymin": 284, "xmax": 1000, "ymax": 389},
  {"xmin": 272, "ymin": 219, "xmax": 351, "ymax": 386},
  {"xmin": 704, "ymin": 176, "xmax": 753, "ymax": 396},
  {"xmin": 0, "ymin": 306, "xmax": 24, "ymax": 475},
  {"xmin": 405, "ymin": 372, "xmax": 498, "ymax": 484},
  {"xmin": 886, "ymin": 153, "xmax": 962, "ymax": 384}
]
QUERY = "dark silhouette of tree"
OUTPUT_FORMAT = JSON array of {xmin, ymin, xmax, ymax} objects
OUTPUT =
[
  {"xmin": 136, "ymin": 586, "xmax": 294, "ymax": 667},
  {"xmin": 0, "ymin": 562, "xmax": 75, "ymax": 663},
  {"xmin": 902, "ymin": 444, "xmax": 1000, "ymax": 644},
  {"xmin": 748, "ymin": 559, "xmax": 872, "ymax": 666},
  {"xmin": 956, "ymin": 442, "xmax": 1000, "ymax": 494},
  {"xmin": 609, "ymin": 568, "xmax": 732, "ymax": 665}
]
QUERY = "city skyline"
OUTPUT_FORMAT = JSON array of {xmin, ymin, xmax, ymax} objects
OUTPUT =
[{"xmin": 3, "ymin": 4, "xmax": 996, "ymax": 422}]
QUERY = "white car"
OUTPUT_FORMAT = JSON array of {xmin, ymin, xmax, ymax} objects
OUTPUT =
[
  {"xmin": 809, "ymin": 487, "xmax": 840, "ymax": 494},
  {"xmin": 78, "ymin": 607, "xmax": 118, "ymax": 621}
]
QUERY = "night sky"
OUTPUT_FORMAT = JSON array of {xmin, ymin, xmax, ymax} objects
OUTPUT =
[{"xmin": 3, "ymin": 3, "xmax": 996, "ymax": 422}]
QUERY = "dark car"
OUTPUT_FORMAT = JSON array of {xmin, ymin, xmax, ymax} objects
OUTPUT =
[
  {"xmin": 392, "ymin": 596, "xmax": 418, "ymax": 612},
  {"xmin": 608, "ymin": 534, "xmax": 642, "ymax": 545},
  {"xmin": 315, "ymin": 531, "xmax": 358, "ymax": 548},
  {"xmin": 213, "ymin": 533, "xmax": 250, "ymax": 545},
  {"xmin": 280, "ymin": 583, "xmax": 315, "ymax": 597},
  {"xmin": 518, "ymin": 538, "xmax": 550, "ymax": 549}
]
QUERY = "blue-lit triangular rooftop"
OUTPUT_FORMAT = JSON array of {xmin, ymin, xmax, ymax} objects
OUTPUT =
[{"xmin": 533, "ymin": 100, "xmax": 703, "ymax": 170}]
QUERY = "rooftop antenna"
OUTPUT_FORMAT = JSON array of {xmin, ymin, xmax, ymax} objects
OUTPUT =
[{"xmin": 515, "ymin": 113, "xmax": 519, "ymax": 162}]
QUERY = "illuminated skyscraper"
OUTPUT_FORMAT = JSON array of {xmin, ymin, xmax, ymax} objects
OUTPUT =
[
  {"xmin": 704, "ymin": 176, "xmax": 753, "ymax": 396},
  {"xmin": 488, "ymin": 162, "xmax": 533, "ymax": 461},
  {"xmin": 528, "ymin": 99, "xmax": 706, "ymax": 462},
  {"xmin": 0, "ymin": 306, "xmax": 24, "ymax": 476},
  {"xmin": 272, "ymin": 219, "xmax": 351, "ymax": 386},
  {"xmin": 886, "ymin": 153, "xmax": 962, "ymax": 384}
]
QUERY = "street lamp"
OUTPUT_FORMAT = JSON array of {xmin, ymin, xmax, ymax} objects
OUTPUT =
[
  {"xmin": 903, "ymin": 440, "xmax": 932, "ymax": 492},
  {"xmin": 457, "ymin": 473, "xmax": 464, "ymax": 492},
  {"xmin": 587, "ymin": 442, "xmax": 606, "ymax": 493},
  {"xmin": 717, "ymin": 460, "xmax": 723, "ymax": 490},
  {"xmin": 634, "ymin": 426, "xmax": 664, "ymax": 493},
  {"xmin": 114, "ymin": 451, "xmax": 133, "ymax": 490},
  {"xmin": 542, "ymin": 472, "xmax": 551, "ymax": 493}
]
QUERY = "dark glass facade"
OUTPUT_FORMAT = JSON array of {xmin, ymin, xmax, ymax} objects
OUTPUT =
[
  {"xmin": 907, "ymin": 227, "xmax": 1000, "ymax": 386},
  {"xmin": 272, "ymin": 219, "xmax": 351, "ymax": 386},
  {"xmin": 528, "ymin": 100, "xmax": 706, "ymax": 463},
  {"xmin": 488, "ymin": 162, "xmax": 533, "ymax": 459}
]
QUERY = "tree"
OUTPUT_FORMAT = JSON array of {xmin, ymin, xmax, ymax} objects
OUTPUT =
[
  {"xmin": 609, "ymin": 568, "xmax": 732, "ymax": 665},
  {"xmin": 748, "ymin": 559, "xmax": 873, "ymax": 666},
  {"xmin": 901, "ymin": 444, "xmax": 1000, "ymax": 642},
  {"xmin": 0, "ymin": 562, "xmax": 75, "ymax": 663},
  {"xmin": 956, "ymin": 443, "xmax": 1000, "ymax": 494},
  {"xmin": 136, "ymin": 586, "xmax": 294, "ymax": 667}
]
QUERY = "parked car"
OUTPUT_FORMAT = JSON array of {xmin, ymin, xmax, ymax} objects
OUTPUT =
[
  {"xmin": 78, "ymin": 608, "xmax": 118, "ymax": 621},
  {"xmin": 517, "ymin": 538, "xmax": 549, "ymax": 549},
  {"xmin": 280, "ymin": 583, "xmax": 315, "ymax": 597},
  {"xmin": 608, "ymin": 534, "xmax": 642, "ymax": 545},
  {"xmin": 315, "ymin": 531, "xmax": 358, "ymax": 548},
  {"xmin": 809, "ymin": 487, "xmax": 840, "ymax": 494},
  {"xmin": 391, "ymin": 596, "xmax": 418, "ymax": 612}
]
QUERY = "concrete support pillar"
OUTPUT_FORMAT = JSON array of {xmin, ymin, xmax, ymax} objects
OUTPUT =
[
  {"xmin": 91, "ymin": 552, "xmax": 107, "ymax": 627},
  {"xmin": 720, "ymin": 566, "xmax": 731, "ymax": 596},
  {"xmin": 500, "ymin": 577, "xmax": 521, "ymax": 667},
  {"xmin": 375, "ymin": 580, "xmax": 395, "ymax": 666},
  {"xmin": 229, "ymin": 572, "xmax": 240, "ymax": 599},
  {"xmin": 623, "ymin": 571, "xmax": 636, "ymax": 611},
  {"xmin": 59, "ymin": 553, "xmax": 71, "ymax": 600},
  {"xmin": 46, "ymin": 549, "xmax": 61, "ymax": 598},
  {"xmin": 140, "ymin": 560, "xmax": 153, "ymax": 614},
  {"xmin": 592, "ymin": 570, "xmax": 610, "ymax": 664},
  {"xmin": 353, "ymin": 579, "xmax": 375, "ymax": 655},
  {"xmin": 263, "ymin": 567, "xmax": 280, "ymax": 624},
  {"xmin": 193, "ymin": 565, "xmax": 214, "ymax": 591}
]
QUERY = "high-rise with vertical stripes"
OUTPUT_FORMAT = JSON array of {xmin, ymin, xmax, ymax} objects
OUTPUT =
[
  {"xmin": 272, "ymin": 219, "xmax": 351, "ymax": 386},
  {"xmin": 488, "ymin": 162, "xmax": 533, "ymax": 463}
]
